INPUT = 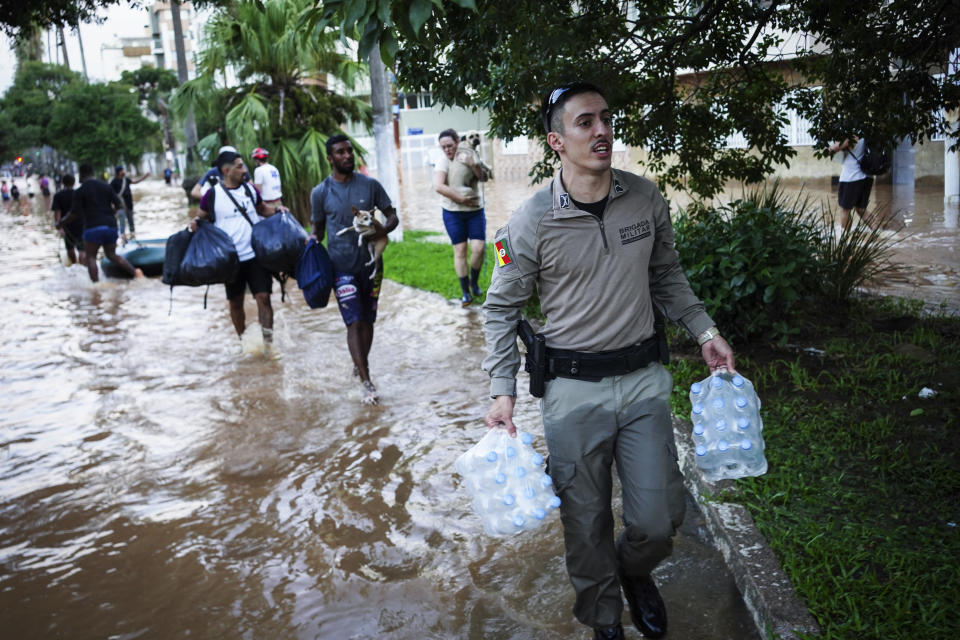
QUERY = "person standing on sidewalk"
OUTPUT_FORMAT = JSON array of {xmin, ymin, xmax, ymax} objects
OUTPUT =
[
  {"xmin": 433, "ymin": 129, "xmax": 490, "ymax": 306},
  {"xmin": 483, "ymin": 82, "xmax": 736, "ymax": 640}
]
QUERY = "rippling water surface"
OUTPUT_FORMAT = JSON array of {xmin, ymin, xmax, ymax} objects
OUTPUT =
[{"xmin": 0, "ymin": 180, "xmax": 761, "ymax": 639}]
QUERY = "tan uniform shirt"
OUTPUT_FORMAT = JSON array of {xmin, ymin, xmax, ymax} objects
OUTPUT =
[{"xmin": 482, "ymin": 169, "xmax": 715, "ymax": 397}]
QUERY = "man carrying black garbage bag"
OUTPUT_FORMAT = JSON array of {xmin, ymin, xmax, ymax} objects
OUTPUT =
[
  {"xmin": 191, "ymin": 151, "xmax": 286, "ymax": 346},
  {"xmin": 482, "ymin": 82, "xmax": 736, "ymax": 640}
]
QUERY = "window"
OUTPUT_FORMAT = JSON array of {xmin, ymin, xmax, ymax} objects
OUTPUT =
[{"xmin": 400, "ymin": 92, "xmax": 433, "ymax": 110}]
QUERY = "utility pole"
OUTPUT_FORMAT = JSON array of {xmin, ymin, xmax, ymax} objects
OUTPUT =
[
  {"xmin": 75, "ymin": 23, "xmax": 88, "ymax": 79},
  {"xmin": 368, "ymin": 46, "xmax": 403, "ymax": 240},
  {"xmin": 171, "ymin": 0, "xmax": 199, "ymax": 176}
]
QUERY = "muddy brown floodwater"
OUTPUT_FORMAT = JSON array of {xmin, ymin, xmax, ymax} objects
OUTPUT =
[
  {"xmin": 0, "ymin": 179, "xmax": 759, "ymax": 638},
  {"xmin": 2, "ymin": 162, "xmax": 954, "ymax": 639}
]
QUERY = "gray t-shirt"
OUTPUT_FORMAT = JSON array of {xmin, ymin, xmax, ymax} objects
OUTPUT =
[{"xmin": 310, "ymin": 173, "xmax": 392, "ymax": 274}]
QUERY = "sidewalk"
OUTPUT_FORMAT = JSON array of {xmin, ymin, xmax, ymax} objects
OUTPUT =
[{"xmin": 673, "ymin": 418, "xmax": 822, "ymax": 640}]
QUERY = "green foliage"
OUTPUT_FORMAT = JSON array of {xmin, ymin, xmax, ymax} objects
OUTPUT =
[
  {"xmin": 178, "ymin": 0, "xmax": 373, "ymax": 224},
  {"xmin": 815, "ymin": 209, "xmax": 900, "ymax": 305},
  {"xmin": 674, "ymin": 182, "xmax": 824, "ymax": 343},
  {"xmin": 309, "ymin": 0, "xmax": 960, "ymax": 197},
  {"xmin": 668, "ymin": 304, "xmax": 960, "ymax": 640},
  {"xmin": 47, "ymin": 82, "xmax": 159, "ymax": 167},
  {"xmin": 0, "ymin": 61, "xmax": 82, "ymax": 155}
]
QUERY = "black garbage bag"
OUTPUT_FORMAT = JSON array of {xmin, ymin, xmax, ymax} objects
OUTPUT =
[
  {"xmin": 179, "ymin": 220, "xmax": 239, "ymax": 286},
  {"xmin": 295, "ymin": 237, "xmax": 335, "ymax": 309},
  {"xmin": 162, "ymin": 227, "xmax": 193, "ymax": 286},
  {"xmin": 251, "ymin": 211, "xmax": 308, "ymax": 275}
]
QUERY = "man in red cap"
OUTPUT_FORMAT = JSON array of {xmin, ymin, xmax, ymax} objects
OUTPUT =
[{"xmin": 252, "ymin": 147, "xmax": 285, "ymax": 211}]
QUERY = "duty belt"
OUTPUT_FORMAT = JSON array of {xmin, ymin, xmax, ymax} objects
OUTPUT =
[{"xmin": 546, "ymin": 336, "xmax": 660, "ymax": 381}]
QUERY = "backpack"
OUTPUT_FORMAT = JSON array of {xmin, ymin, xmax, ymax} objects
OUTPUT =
[
  {"xmin": 162, "ymin": 227, "xmax": 193, "ymax": 286},
  {"xmin": 856, "ymin": 141, "xmax": 891, "ymax": 176}
]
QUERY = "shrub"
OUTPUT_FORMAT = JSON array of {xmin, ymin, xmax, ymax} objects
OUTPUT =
[{"xmin": 674, "ymin": 181, "xmax": 823, "ymax": 343}]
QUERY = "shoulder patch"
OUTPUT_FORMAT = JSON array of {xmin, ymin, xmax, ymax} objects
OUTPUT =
[{"xmin": 494, "ymin": 235, "xmax": 516, "ymax": 269}]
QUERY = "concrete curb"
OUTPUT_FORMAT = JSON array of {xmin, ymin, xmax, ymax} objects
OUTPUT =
[{"xmin": 673, "ymin": 417, "xmax": 821, "ymax": 640}]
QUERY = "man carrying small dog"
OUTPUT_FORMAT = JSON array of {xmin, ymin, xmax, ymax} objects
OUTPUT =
[
  {"xmin": 483, "ymin": 82, "xmax": 736, "ymax": 640},
  {"xmin": 310, "ymin": 134, "xmax": 398, "ymax": 405}
]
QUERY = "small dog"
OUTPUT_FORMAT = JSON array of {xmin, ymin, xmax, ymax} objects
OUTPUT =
[{"xmin": 337, "ymin": 206, "xmax": 388, "ymax": 278}]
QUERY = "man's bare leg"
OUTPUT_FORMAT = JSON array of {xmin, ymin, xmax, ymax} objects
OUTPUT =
[
  {"xmin": 347, "ymin": 320, "xmax": 378, "ymax": 404},
  {"xmin": 102, "ymin": 243, "xmax": 143, "ymax": 278},
  {"xmin": 84, "ymin": 242, "xmax": 101, "ymax": 282},
  {"xmin": 228, "ymin": 296, "xmax": 246, "ymax": 337},
  {"xmin": 254, "ymin": 292, "xmax": 273, "ymax": 343}
]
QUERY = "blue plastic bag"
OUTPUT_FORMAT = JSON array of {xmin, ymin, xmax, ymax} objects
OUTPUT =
[
  {"xmin": 295, "ymin": 237, "xmax": 334, "ymax": 309},
  {"xmin": 179, "ymin": 220, "xmax": 239, "ymax": 286},
  {"xmin": 251, "ymin": 211, "xmax": 308, "ymax": 275}
]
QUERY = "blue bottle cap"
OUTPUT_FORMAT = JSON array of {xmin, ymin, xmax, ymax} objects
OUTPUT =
[
  {"xmin": 735, "ymin": 396, "xmax": 748, "ymax": 409},
  {"xmin": 737, "ymin": 417, "xmax": 750, "ymax": 431},
  {"xmin": 715, "ymin": 418, "xmax": 727, "ymax": 432},
  {"xmin": 740, "ymin": 439, "xmax": 753, "ymax": 450},
  {"xmin": 718, "ymin": 439, "xmax": 729, "ymax": 452},
  {"xmin": 540, "ymin": 474, "xmax": 553, "ymax": 488},
  {"xmin": 503, "ymin": 494, "xmax": 515, "ymax": 506},
  {"xmin": 524, "ymin": 487, "xmax": 535, "ymax": 499},
  {"xmin": 515, "ymin": 466, "xmax": 527, "ymax": 478},
  {"xmin": 693, "ymin": 423, "xmax": 705, "ymax": 436},
  {"xmin": 712, "ymin": 397, "xmax": 725, "ymax": 410},
  {"xmin": 530, "ymin": 453, "xmax": 543, "ymax": 466},
  {"xmin": 513, "ymin": 515, "xmax": 525, "ymax": 527},
  {"xmin": 505, "ymin": 446, "xmax": 517, "ymax": 458},
  {"xmin": 732, "ymin": 375, "xmax": 745, "ymax": 388},
  {"xmin": 520, "ymin": 432, "xmax": 534, "ymax": 445},
  {"xmin": 691, "ymin": 382, "xmax": 703, "ymax": 394},
  {"xmin": 485, "ymin": 451, "xmax": 498, "ymax": 462},
  {"xmin": 695, "ymin": 444, "xmax": 707, "ymax": 456},
  {"xmin": 549, "ymin": 496, "xmax": 561, "ymax": 508},
  {"xmin": 533, "ymin": 507, "xmax": 546, "ymax": 520},
  {"xmin": 494, "ymin": 472, "xmax": 506, "ymax": 484},
  {"xmin": 692, "ymin": 403, "xmax": 704, "ymax": 415},
  {"xmin": 711, "ymin": 376, "xmax": 724, "ymax": 388}
]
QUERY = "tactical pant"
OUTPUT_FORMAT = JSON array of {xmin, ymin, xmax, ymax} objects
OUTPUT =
[{"xmin": 541, "ymin": 362, "xmax": 686, "ymax": 629}]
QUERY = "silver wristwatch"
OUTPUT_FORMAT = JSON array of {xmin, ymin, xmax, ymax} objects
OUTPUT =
[{"xmin": 696, "ymin": 326, "xmax": 721, "ymax": 346}]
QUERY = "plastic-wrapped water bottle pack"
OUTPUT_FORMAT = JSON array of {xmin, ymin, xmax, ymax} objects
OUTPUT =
[
  {"xmin": 455, "ymin": 428, "xmax": 561, "ymax": 536},
  {"xmin": 690, "ymin": 371, "xmax": 768, "ymax": 482}
]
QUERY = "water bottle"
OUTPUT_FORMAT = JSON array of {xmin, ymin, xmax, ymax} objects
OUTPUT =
[
  {"xmin": 456, "ymin": 428, "xmax": 562, "ymax": 536},
  {"xmin": 689, "ymin": 371, "xmax": 767, "ymax": 481}
]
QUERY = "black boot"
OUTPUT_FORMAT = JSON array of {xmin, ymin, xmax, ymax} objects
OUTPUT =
[
  {"xmin": 620, "ymin": 573, "xmax": 667, "ymax": 638},
  {"xmin": 593, "ymin": 623, "xmax": 625, "ymax": 640}
]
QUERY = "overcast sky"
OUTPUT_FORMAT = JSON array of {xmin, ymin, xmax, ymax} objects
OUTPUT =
[{"xmin": 0, "ymin": 3, "xmax": 153, "ymax": 93}]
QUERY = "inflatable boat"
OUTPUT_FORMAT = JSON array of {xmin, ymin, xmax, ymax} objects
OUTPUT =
[{"xmin": 100, "ymin": 237, "xmax": 167, "ymax": 278}]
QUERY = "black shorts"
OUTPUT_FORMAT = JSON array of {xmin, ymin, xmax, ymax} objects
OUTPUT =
[
  {"xmin": 838, "ymin": 177, "xmax": 873, "ymax": 210},
  {"xmin": 225, "ymin": 258, "xmax": 273, "ymax": 299}
]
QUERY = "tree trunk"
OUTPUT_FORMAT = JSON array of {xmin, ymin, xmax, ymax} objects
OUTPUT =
[
  {"xmin": 57, "ymin": 25, "xmax": 70, "ymax": 70},
  {"xmin": 368, "ymin": 46, "xmax": 402, "ymax": 240},
  {"xmin": 171, "ymin": 0, "xmax": 199, "ymax": 176}
]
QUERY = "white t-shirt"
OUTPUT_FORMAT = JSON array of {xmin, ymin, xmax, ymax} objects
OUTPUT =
[
  {"xmin": 254, "ymin": 163, "xmax": 283, "ymax": 201},
  {"xmin": 207, "ymin": 182, "xmax": 263, "ymax": 261},
  {"xmin": 839, "ymin": 139, "xmax": 867, "ymax": 183}
]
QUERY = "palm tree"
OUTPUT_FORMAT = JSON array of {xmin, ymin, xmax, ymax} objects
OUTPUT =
[{"xmin": 172, "ymin": 0, "xmax": 370, "ymax": 224}]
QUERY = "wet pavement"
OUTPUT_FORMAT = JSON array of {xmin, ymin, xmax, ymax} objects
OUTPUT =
[{"xmin": 0, "ymin": 180, "xmax": 759, "ymax": 638}]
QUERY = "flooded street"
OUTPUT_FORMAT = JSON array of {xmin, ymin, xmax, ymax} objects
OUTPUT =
[{"xmin": 0, "ymin": 180, "xmax": 758, "ymax": 639}]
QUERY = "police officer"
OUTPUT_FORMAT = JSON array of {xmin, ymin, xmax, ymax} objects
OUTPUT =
[{"xmin": 482, "ymin": 82, "xmax": 736, "ymax": 640}]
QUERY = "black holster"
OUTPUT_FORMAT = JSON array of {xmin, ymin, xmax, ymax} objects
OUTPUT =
[{"xmin": 517, "ymin": 318, "xmax": 547, "ymax": 398}]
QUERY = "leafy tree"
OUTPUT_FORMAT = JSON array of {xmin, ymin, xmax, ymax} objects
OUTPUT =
[
  {"xmin": 119, "ymin": 66, "xmax": 182, "ymax": 159},
  {"xmin": 175, "ymin": 0, "xmax": 372, "ymax": 223},
  {"xmin": 305, "ymin": 0, "xmax": 960, "ymax": 198},
  {"xmin": 48, "ymin": 81, "xmax": 159, "ymax": 168},
  {"xmin": 0, "ymin": 61, "xmax": 83, "ymax": 156}
]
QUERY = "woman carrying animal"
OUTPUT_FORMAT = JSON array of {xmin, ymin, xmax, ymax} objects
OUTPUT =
[{"xmin": 433, "ymin": 128, "xmax": 490, "ymax": 307}]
